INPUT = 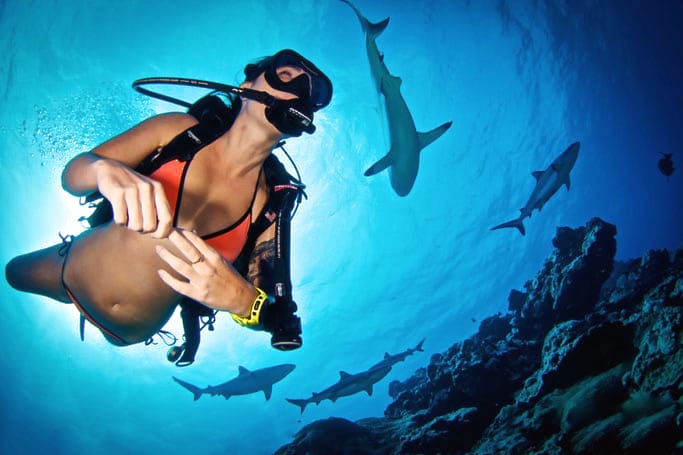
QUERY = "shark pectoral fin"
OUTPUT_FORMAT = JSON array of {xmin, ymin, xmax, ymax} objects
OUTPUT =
[
  {"xmin": 532, "ymin": 171, "xmax": 544, "ymax": 181},
  {"xmin": 264, "ymin": 386, "xmax": 273, "ymax": 401},
  {"xmin": 417, "ymin": 121, "xmax": 453, "ymax": 151},
  {"xmin": 364, "ymin": 153, "xmax": 393, "ymax": 176}
]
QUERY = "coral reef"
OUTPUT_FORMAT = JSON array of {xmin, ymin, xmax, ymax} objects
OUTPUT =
[{"xmin": 275, "ymin": 218, "xmax": 683, "ymax": 454}]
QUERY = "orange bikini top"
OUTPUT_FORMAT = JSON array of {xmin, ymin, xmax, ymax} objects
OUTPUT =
[{"xmin": 150, "ymin": 159, "xmax": 257, "ymax": 263}]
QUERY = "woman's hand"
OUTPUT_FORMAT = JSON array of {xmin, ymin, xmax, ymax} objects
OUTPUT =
[
  {"xmin": 94, "ymin": 158, "xmax": 173, "ymax": 238},
  {"xmin": 155, "ymin": 229, "xmax": 256, "ymax": 314}
]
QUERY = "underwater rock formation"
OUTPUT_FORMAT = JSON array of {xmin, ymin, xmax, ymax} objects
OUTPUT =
[{"xmin": 275, "ymin": 218, "xmax": 683, "ymax": 455}]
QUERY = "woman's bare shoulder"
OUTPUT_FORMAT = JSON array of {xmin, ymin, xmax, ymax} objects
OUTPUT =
[
  {"xmin": 142, "ymin": 112, "xmax": 199, "ymax": 135},
  {"xmin": 91, "ymin": 112, "xmax": 199, "ymax": 164}
]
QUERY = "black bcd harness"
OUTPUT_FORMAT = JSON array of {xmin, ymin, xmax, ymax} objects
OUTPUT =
[{"xmin": 82, "ymin": 94, "xmax": 306, "ymax": 366}]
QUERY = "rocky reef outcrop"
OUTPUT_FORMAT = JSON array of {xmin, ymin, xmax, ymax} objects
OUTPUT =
[{"xmin": 275, "ymin": 218, "xmax": 683, "ymax": 455}]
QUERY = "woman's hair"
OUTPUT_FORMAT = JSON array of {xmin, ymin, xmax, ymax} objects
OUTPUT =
[
  {"xmin": 218, "ymin": 55, "xmax": 271, "ymax": 121},
  {"xmin": 243, "ymin": 55, "xmax": 272, "ymax": 83}
]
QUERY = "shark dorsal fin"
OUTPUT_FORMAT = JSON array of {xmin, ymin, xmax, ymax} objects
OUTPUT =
[
  {"xmin": 238, "ymin": 366, "xmax": 251, "ymax": 376},
  {"xmin": 384, "ymin": 353, "xmax": 390, "ymax": 359},
  {"xmin": 339, "ymin": 371, "xmax": 352, "ymax": 379},
  {"xmin": 379, "ymin": 75, "xmax": 401, "ymax": 94},
  {"xmin": 532, "ymin": 171, "xmax": 544, "ymax": 181}
]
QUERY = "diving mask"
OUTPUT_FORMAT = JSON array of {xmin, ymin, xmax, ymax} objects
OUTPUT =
[{"xmin": 244, "ymin": 49, "xmax": 333, "ymax": 112}]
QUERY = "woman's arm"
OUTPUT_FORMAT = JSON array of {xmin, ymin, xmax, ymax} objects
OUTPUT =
[
  {"xmin": 155, "ymin": 229, "xmax": 262, "ymax": 316},
  {"xmin": 156, "ymin": 222, "xmax": 303, "ymax": 347},
  {"xmin": 155, "ymin": 223, "xmax": 277, "ymax": 318},
  {"xmin": 245, "ymin": 223, "xmax": 277, "ymax": 295},
  {"xmin": 61, "ymin": 112, "xmax": 197, "ymax": 237},
  {"xmin": 62, "ymin": 112, "xmax": 196, "ymax": 193}
]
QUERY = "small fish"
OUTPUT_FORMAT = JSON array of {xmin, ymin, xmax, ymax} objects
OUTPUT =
[{"xmin": 658, "ymin": 153, "xmax": 674, "ymax": 177}]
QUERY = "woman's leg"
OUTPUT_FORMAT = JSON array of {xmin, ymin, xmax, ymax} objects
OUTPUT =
[
  {"xmin": 7, "ymin": 242, "xmax": 133, "ymax": 346},
  {"xmin": 5, "ymin": 243, "xmax": 70, "ymax": 303}
]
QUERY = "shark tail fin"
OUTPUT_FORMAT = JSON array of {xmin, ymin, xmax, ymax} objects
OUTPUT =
[
  {"xmin": 341, "ymin": 0, "xmax": 389, "ymax": 38},
  {"xmin": 286, "ymin": 398, "xmax": 308, "ymax": 414},
  {"xmin": 173, "ymin": 377, "xmax": 203, "ymax": 401},
  {"xmin": 368, "ymin": 17, "xmax": 390, "ymax": 38},
  {"xmin": 417, "ymin": 121, "xmax": 453, "ymax": 151},
  {"xmin": 491, "ymin": 218, "xmax": 526, "ymax": 236}
]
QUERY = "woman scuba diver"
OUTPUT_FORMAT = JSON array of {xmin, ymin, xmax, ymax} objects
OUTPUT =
[{"xmin": 5, "ymin": 49, "xmax": 332, "ymax": 363}]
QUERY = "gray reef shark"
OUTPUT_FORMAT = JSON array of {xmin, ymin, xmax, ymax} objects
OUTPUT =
[
  {"xmin": 341, "ymin": 0, "xmax": 452, "ymax": 196},
  {"xmin": 173, "ymin": 363, "xmax": 295, "ymax": 401},
  {"xmin": 491, "ymin": 141, "xmax": 580, "ymax": 235},
  {"xmin": 286, "ymin": 339, "xmax": 424, "ymax": 413},
  {"xmin": 369, "ymin": 338, "xmax": 424, "ymax": 371}
]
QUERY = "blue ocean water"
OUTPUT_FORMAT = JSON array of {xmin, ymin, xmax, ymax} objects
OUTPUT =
[{"xmin": 0, "ymin": 0, "xmax": 681, "ymax": 454}]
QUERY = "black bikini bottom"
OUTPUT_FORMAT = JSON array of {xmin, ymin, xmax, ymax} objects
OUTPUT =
[{"xmin": 58, "ymin": 234, "xmax": 129, "ymax": 346}]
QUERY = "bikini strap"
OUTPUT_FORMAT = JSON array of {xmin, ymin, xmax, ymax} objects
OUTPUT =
[
  {"xmin": 57, "ymin": 234, "xmax": 86, "ymax": 341},
  {"xmin": 249, "ymin": 165, "xmax": 265, "ymax": 220}
]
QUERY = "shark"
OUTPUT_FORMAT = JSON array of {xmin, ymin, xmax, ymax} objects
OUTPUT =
[
  {"xmin": 173, "ymin": 363, "xmax": 295, "ymax": 401},
  {"xmin": 341, "ymin": 0, "xmax": 452, "ymax": 196},
  {"xmin": 286, "ymin": 366, "xmax": 392, "ymax": 414},
  {"xmin": 286, "ymin": 339, "xmax": 425, "ymax": 413},
  {"xmin": 491, "ymin": 141, "xmax": 580, "ymax": 236},
  {"xmin": 368, "ymin": 338, "xmax": 424, "ymax": 371}
]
